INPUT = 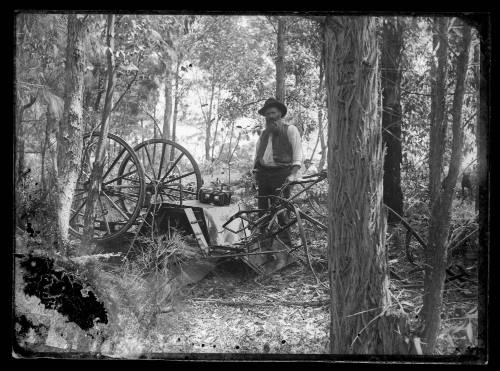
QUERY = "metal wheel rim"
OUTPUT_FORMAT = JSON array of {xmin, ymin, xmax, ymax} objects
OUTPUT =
[{"xmin": 69, "ymin": 132, "xmax": 146, "ymax": 242}]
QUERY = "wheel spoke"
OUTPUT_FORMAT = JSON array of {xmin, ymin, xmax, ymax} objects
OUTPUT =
[
  {"xmin": 157, "ymin": 142, "xmax": 167, "ymax": 181},
  {"xmin": 102, "ymin": 147, "xmax": 127, "ymax": 181},
  {"xmin": 70, "ymin": 199, "xmax": 87, "ymax": 222},
  {"xmin": 106, "ymin": 184, "xmax": 142, "ymax": 189},
  {"xmin": 162, "ymin": 170, "xmax": 195, "ymax": 184},
  {"xmin": 143, "ymin": 145, "xmax": 157, "ymax": 180},
  {"xmin": 102, "ymin": 191, "xmax": 131, "ymax": 220},
  {"xmin": 159, "ymin": 190, "xmax": 180, "ymax": 199},
  {"xmin": 107, "ymin": 189, "xmax": 140, "ymax": 201},
  {"xmin": 103, "ymin": 168, "xmax": 138, "ymax": 186},
  {"xmin": 143, "ymin": 171, "xmax": 155, "ymax": 183},
  {"xmin": 160, "ymin": 152, "xmax": 185, "ymax": 183},
  {"xmin": 74, "ymin": 190, "xmax": 87, "ymax": 199}
]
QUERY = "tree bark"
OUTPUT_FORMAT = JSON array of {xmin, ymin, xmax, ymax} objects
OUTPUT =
[
  {"xmin": 204, "ymin": 79, "xmax": 216, "ymax": 161},
  {"xmin": 80, "ymin": 14, "xmax": 115, "ymax": 253},
  {"xmin": 428, "ymin": 18, "xmax": 450, "ymax": 205},
  {"xmin": 276, "ymin": 18, "xmax": 286, "ymax": 103},
  {"xmin": 317, "ymin": 33, "xmax": 327, "ymax": 171},
  {"xmin": 93, "ymin": 62, "xmax": 104, "ymax": 112},
  {"xmin": 15, "ymin": 94, "xmax": 37, "ymax": 184},
  {"xmin": 476, "ymin": 19, "xmax": 489, "ymax": 354},
  {"xmin": 41, "ymin": 112, "xmax": 50, "ymax": 192},
  {"xmin": 56, "ymin": 14, "xmax": 87, "ymax": 250},
  {"xmin": 421, "ymin": 20, "xmax": 472, "ymax": 354},
  {"xmin": 172, "ymin": 59, "xmax": 181, "ymax": 143},
  {"xmin": 381, "ymin": 17, "xmax": 404, "ymax": 225},
  {"xmin": 162, "ymin": 64, "xmax": 173, "ymax": 140},
  {"xmin": 325, "ymin": 16, "xmax": 410, "ymax": 354}
]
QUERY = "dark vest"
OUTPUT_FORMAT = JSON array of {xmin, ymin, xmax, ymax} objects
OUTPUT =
[{"xmin": 256, "ymin": 123, "xmax": 293, "ymax": 168}]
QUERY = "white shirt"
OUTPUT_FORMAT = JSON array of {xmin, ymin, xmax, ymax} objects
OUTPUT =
[{"xmin": 254, "ymin": 124, "xmax": 303, "ymax": 168}]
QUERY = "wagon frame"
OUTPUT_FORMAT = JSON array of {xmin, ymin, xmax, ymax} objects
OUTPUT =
[{"xmin": 69, "ymin": 132, "xmax": 329, "ymax": 276}]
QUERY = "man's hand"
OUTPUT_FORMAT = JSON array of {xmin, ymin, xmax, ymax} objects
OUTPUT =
[{"xmin": 286, "ymin": 165, "xmax": 300, "ymax": 182}]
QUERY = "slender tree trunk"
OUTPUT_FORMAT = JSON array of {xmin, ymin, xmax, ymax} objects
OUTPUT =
[
  {"xmin": 310, "ymin": 120, "xmax": 322, "ymax": 163},
  {"xmin": 169, "ymin": 59, "xmax": 181, "ymax": 163},
  {"xmin": 276, "ymin": 18, "xmax": 286, "ymax": 102},
  {"xmin": 476, "ymin": 19, "xmax": 489, "ymax": 354},
  {"xmin": 162, "ymin": 64, "xmax": 173, "ymax": 140},
  {"xmin": 15, "ymin": 96, "xmax": 25, "ymax": 185},
  {"xmin": 317, "ymin": 42, "xmax": 327, "ymax": 171},
  {"xmin": 80, "ymin": 15, "xmax": 115, "ymax": 252},
  {"xmin": 204, "ymin": 80, "xmax": 216, "ymax": 161},
  {"xmin": 473, "ymin": 43, "xmax": 480, "ymax": 213},
  {"xmin": 56, "ymin": 14, "xmax": 87, "ymax": 250},
  {"xmin": 318, "ymin": 112, "xmax": 327, "ymax": 170},
  {"xmin": 210, "ymin": 88, "xmax": 222, "ymax": 161},
  {"xmin": 381, "ymin": 17, "xmax": 404, "ymax": 225},
  {"xmin": 428, "ymin": 18, "xmax": 450, "ymax": 205},
  {"xmin": 41, "ymin": 113, "xmax": 50, "ymax": 192},
  {"xmin": 421, "ymin": 21, "xmax": 472, "ymax": 354},
  {"xmin": 45, "ymin": 101, "xmax": 60, "ymax": 199},
  {"xmin": 15, "ymin": 94, "xmax": 37, "ymax": 184},
  {"xmin": 140, "ymin": 119, "xmax": 146, "ymax": 164},
  {"xmin": 325, "ymin": 16, "xmax": 410, "ymax": 354},
  {"xmin": 172, "ymin": 59, "xmax": 181, "ymax": 143},
  {"xmin": 93, "ymin": 62, "xmax": 104, "ymax": 111}
]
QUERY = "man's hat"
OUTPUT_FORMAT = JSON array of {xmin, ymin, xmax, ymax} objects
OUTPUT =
[{"xmin": 258, "ymin": 97, "xmax": 287, "ymax": 118}]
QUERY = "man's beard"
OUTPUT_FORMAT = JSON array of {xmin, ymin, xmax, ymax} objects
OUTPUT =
[{"xmin": 266, "ymin": 119, "xmax": 281, "ymax": 133}]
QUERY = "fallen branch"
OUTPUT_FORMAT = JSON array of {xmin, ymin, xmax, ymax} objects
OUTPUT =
[{"xmin": 189, "ymin": 298, "xmax": 330, "ymax": 308}]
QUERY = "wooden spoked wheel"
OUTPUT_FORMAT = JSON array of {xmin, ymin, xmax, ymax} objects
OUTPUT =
[
  {"xmin": 69, "ymin": 133, "xmax": 146, "ymax": 242},
  {"xmin": 118, "ymin": 139, "xmax": 203, "ymax": 209}
]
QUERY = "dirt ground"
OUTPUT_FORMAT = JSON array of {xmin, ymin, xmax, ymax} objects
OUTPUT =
[{"xmin": 149, "ymin": 259, "xmax": 331, "ymax": 354}]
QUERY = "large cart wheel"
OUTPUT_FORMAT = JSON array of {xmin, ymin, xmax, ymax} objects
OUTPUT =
[
  {"xmin": 69, "ymin": 133, "xmax": 146, "ymax": 242},
  {"xmin": 118, "ymin": 138, "xmax": 203, "ymax": 208}
]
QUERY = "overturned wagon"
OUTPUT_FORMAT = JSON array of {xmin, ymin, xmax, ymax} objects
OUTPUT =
[{"xmin": 69, "ymin": 132, "xmax": 328, "ymax": 275}]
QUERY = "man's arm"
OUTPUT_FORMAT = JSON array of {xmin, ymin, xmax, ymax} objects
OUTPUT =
[
  {"xmin": 253, "ymin": 136, "xmax": 261, "ymax": 172},
  {"xmin": 288, "ymin": 125, "xmax": 303, "ymax": 178}
]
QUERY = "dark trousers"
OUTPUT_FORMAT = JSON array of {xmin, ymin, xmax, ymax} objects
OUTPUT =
[{"xmin": 256, "ymin": 166, "xmax": 293, "ymax": 248}]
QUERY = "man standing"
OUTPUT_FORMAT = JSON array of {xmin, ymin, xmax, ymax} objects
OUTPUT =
[{"xmin": 253, "ymin": 98, "xmax": 303, "ymax": 270}]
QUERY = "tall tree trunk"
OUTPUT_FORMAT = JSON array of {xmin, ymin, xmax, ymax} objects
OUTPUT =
[
  {"xmin": 81, "ymin": 15, "xmax": 115, "ymax": 252},
  {"xmin": 473, "ymin": 42, "xmax": 480, "ymax": 213},
  {"xmin": 15, "ymin": 94, "xmax": 37, "ymax": 184},
  {"xmin": 93, "ymin": 62, "xmax": 104, "ymax": 111},
  {"xmin": 15, "ymin": 14, "xmax": 29, "ymax": 186},
  {"xmin": 172, "ymin": 60, "xmax": 180, "ymax": 143},
  {"xmin": 381, "ymin": 17, "xmax": 404, "ymax": 225},
  {"xmin": 276, "ymin": 18, "xmax": 286, "ymax": 102},
  {"xmin": 428, "ymin": 18, "xmax": 450, "ymax": 205},
  {"xmin": 476, "ymin": 19, "xmax": 489, "ymax": 354},
  {"xmin": 169, "ymin": 59, "xmax": 181, "ymax": 162},
  {"xmin": 210, "ymin": 87, "xmax": 222, "ymax": 161},
  {"xmin": 325, "ymin": 16, "xmax": 410, "ymax": 354},
  {"xmin": 56, "ymin": 14, "xmax": 87, "ymax": 250},
  {"xmin": 45, "ymin": 98, "xmax": 61, "ymax": 200},
  {"xmin": 318, "ymin": 112, "xmax": 327, "ymax": 170},
  {"xmin": 41, "ymin": 113, "xmax": 50, "ymax": 192},
  {"xmin": 421, "ymin": 20, "xmax": 472, "ymax": 354},
  {"xmin": 204, "ymin": 80, "xmax": 216, "ymax": 161},
  {"xmin": 318, "ymin": 33, "xmax": 327, "ymax": 171},
  {"xmin": 162, "ymin": 64, "xmax": 173, "ymax": 140}
]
